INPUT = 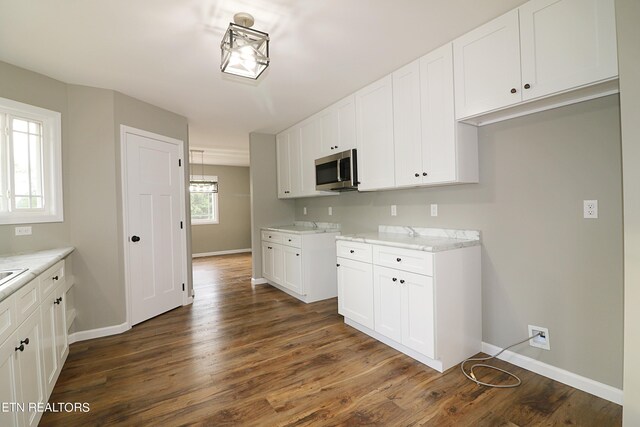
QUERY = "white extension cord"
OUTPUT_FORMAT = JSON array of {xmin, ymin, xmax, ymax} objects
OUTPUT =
[{"xmin": 460, "ymin": 332, "xmax": 543, "ymax": 388}]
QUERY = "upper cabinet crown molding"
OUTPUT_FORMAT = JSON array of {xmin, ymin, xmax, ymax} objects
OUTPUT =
[{"xmin": 454, "ymin": 0, "xmax": 618, "ymax": 125}]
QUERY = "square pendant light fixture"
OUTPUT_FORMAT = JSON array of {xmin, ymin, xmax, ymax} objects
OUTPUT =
[{"xmin": 220, "ymin": 13, "xmax": 270, "ymax": 79}]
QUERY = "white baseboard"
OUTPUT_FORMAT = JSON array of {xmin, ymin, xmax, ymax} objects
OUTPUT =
[
  {"xmin": 251, "ymin": 277, "xmax": 268, "ymax": 285},
  {"xmin": 68, "ymin": 322, "xmax": 130, "ymax": 344},
  {"xmin": 192, "ymin": 248, "xmax": 251, "ymax": 258},
  {"xmin": 482, "ymin": 342, "xmax": 623, "ymax": 405},
  {"xmin": 185, "ymin": 296, "xmax": 194, "ymax": 304}
]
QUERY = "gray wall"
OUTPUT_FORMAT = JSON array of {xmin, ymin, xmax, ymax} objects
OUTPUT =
[
  {"xmin": 294, "ymin": 95, "xmax": 623, "ymax": 388},
  {"xmin": 66, "ymin": 85, "xmax": 123, "ymax": 331},
  {"xmin": 0, "ymin": 61, "xmax": 191, "ymax": 332},
  {"xmin": 617, "ymin": 0, "xmax": 640, "ymax": 423},
  {"xmin": 249, "ymin": 133, "xmax": 295, "ymax": 279},
  {"xmin": 0, "ymin": 61, "xmax": 70, "ymax": 253},
  {"xmin": 190, "ymin": 164, "xmax": 251, "ymax": 255}
]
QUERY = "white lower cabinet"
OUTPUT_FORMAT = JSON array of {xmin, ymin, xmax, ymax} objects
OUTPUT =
[
  {"xmin": 282, "ymin": 245, "xmax": 303, "ymax": 295},
  {"xmin": 261, "ymin": 229, "xmax": 340, "ymax": 303},
  {"xmin": 41, "ymin": 281, "xmax": 68, "ymax": 397},
  {"xmin": 337, "ymin": 239, "xmax": 480, "ymax": 372},
  {"xmin": 0, "ymin": 256, "xmax": 74, "ymax": 427},
  {"xmin": 336, "ymin": 258, "xmax": 374, "ymax": 329}
]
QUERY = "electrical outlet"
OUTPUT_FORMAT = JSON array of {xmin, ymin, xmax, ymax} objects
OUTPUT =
[
  {"xmin": 391, "ymin": 205, "xmax": 397, "ymax": 216},
  {"xmin": 528, "ymin": 325, "xmax": 550, "ymax": 350},
  {"xmin": 583, "ymin": 200, "xmax": 598, "ymax": 219},
  {"xmin": 15, "ymin": 226, "xmax": 32, "ymax": 236},
  {"xmin": 328, "ymin": 207, "xmax": 333, "ymax": 216},
  {"xmin": 303, "ymin": 207, "xmax": 307, "ymax": 215},
  {"xmin": 430, "ymin": 204, "xmax": 438, "ymax": 217}
]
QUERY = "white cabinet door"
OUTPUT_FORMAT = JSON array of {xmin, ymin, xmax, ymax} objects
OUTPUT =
[
  {"xmin": 336, "ymin": 95, "xmax": 357, "ymax": 153},
  {"xmin": 393, "ymin": 60, "xmax": 423, "ymax": 188},
  {"xmin": 319, "ymin": 107, "xmax": 338, "ymax": 157},
  {"xmin": 288, "ymin": 127, "xmax": 303, "ymax": 197},
  {"xmin": 53, "ymin": 284, "xmax": 68, "ymax": 373},
  {"xmin": 519, "ymin": 0, "xmax": 618, "ymax": 101},
  {"xmin": 337, "ymin": 258, "xmax": 374, "ymax": 329},
  {"xmin": 319, "ymin": 95, "xmax": 357, "ymax": 157},
  {"xmin": 282, "ymin": 246, "xmax": 304, "ymax": 295},
  {"xmin": 271, "ymin": 244, "xmax": 285, "ymax": 285},
  {"xmin": 40, "ymin": 293, "xmax": 58, "ymax": 397},
  {"xmin": 453, "ymin": 9, "xmax": 522, "ymax": 119},
  {"xmin": 299, "ymin": 117, "xmax": 321, "ymax": 196},
  {"xmin": 401, "ymin": 271, "xmax": 435, "ymax": 358},
  {"xmin": 15, "ymin": 311, "xmax": 45, "ymax": 427},
  {"xmin": 276, "ymin": 131, "xmax": 291, "ymax": 198},
  {"xmin": 0, "ymin": 332, "xmax": 21, "ymax": 427},
  {"xmin": 262, "ymin": 242, "xmax": 275, "ymax": 280},
  {"xmin": 373, "ymin": 266, "xmax": 403, "ymax": 342},
  {"xmin": 356, "ymin": 75, "xmax": 395, "ymax": 191},
  {"xmin": 420, "ymin": 44, "xmax": 457, "ymax": 184}
]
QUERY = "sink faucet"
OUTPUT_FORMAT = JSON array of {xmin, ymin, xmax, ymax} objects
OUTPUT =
[
  {"xmin": 405, "ymin": 226, "xmax": 418, "ymax": 237},
  {"xmin": 311, "ymin": 221, "xmax": 318, "ymax": 229}
]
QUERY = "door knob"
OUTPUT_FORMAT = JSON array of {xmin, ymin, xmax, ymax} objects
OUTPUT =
[
  {"xmin": 400, "ymin": 279, "xmax": 405, "ymax": 284},
  {"xmin": 15, "ymin": 344, "xmax": 24, "ymax": 352},
  {"xmin": 392, "ymin": 278, "xmax": 397, "ymax": 282},
  {"xmin": 524, "ymin": 83, "xmax": 531, "ymax": 89},
  {"xmin": 396, "ymin": 258, "xmax": 402, "ymax": 262},
  {"xmin": 20, "ymin": 338, "xmax": 29, "ymax": 346},
  {"xmin": 131, "ymin": 235, "xmax": 141, "ymax": 242},
  {"xmin": 510, "ymin": 88, "xmax": 517, "ymax": 94},
  {"xmin": 423, "ymin": 172, "xmax": 427, "ymax": 176},
  {"xmin": 415, "ymin": 173, "xmax": 419, "ymax": 177}
]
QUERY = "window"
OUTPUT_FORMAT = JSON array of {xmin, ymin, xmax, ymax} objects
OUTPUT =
[
  {"xmin": 190, "ymin": 175, "xmax": 218, "ymax": 224},
  {"xmin": 0, "ymin": 97, "xmax": 62, "ymax": 224}
]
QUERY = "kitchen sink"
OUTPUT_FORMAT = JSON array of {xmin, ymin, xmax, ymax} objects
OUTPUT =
[{"xmin": 0, "ymin": 269, "xmax": 28, "ymax": 287}]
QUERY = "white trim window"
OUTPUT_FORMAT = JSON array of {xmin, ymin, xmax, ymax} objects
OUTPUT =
[
  {"xmin": 0, "ymin": 97, "xmax": 63, "ymax": 224},
  {"xmin": 190, "ymin": 175, "xmax": 218, "ymax": 225}
]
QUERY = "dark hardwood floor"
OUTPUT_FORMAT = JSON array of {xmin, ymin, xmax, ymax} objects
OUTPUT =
[{"xmin": 41, "ymin": 253, "xmax": 622, "ymax": 426}]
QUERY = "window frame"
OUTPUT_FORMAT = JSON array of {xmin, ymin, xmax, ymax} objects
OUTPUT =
[
  {"xmin": 190, "ymin": 174, "xmax": 219, "ymax": 225},
  {"xmin": 0, "ymin": 97, "xmax": 63, "ymax": 225}
]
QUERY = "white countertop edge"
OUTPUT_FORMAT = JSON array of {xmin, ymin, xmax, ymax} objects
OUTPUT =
[
  {"xmin": 0, "ymin": 247, "xmax": 75, "ymax": 302},
  {"xmin": 262, "ymin": 226, "xmax": 341, "ymax": 235},
  {"xmin": 335, "ymin": 235, "xmax": 480, "ymax": 253}
]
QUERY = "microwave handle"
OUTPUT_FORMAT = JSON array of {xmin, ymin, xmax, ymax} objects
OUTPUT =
[{"xmin": 336, "ymin": 159, "xmax": 341, "ymax": 182}]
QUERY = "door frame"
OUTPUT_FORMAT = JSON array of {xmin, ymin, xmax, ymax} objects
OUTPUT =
[{"xmin": 120, "ymin": 125, "xmax": 190, "ymax": 328}]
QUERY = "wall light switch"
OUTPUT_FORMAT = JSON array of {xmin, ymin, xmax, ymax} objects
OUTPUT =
[
  {"xmin": 15, "ymin": 226, "xmax": 32, "ymax": 236},
  {"xmin": 391, "ymin": 205, "xmax": 397, "ymax": 216},
  {"xmin": 303, "ymin": 207, "xmax": 307, "ymax": 216},
  {"xmin": 328, "ymin": 207, "xmax": 333, "ymax": 216},
  {"xmin": 430, "ymin": 204, "xmax": 438, "ymax": 217}
]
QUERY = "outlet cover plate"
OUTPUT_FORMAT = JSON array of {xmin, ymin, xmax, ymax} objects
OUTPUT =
[
  {"xmin": 528, "ymin": 325, "xmax": 550, "ymax": 350},
  {"xmin": 430, "ymin": 204, "xmax": 438, "ymax": 217},
  {"xmin": 15, "ymin": 226, "xmax": 32, "ymax": 236},
  {"xmin": 391, "ymin": 205, "xmax": 397, "ymax": 216},
  {"xmin": 583, "ymin": 200, "xmax": 598, "ymax": 219}
]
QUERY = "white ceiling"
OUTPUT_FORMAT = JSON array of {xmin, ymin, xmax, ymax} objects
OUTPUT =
[{"xmin": 0, "ymin": 0, "xmax": 527, "ymax": 165}]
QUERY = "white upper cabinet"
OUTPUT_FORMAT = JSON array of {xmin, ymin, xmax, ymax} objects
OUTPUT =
[
  {"xmin": 276, "ymin": 126, "xmax": 302, "ymax": 198},
  {"xmin": 356, "ymin": 75, "xmax": 395, "ymax": 191},
  {"xmin": 393, "ymin": 60, "xmax": 423, "ymax": 187},
  {"xmin": 519, "ymin": 0, "xmax": 618, "ymax": 101},
  {"xmin": 393, "ymin": 44, "xmax": 478, "ymax": 188},
  {"xmin": 454, "ymin": 0, "xmax": 618, "ymax": 122},
  {"xmin": 319, "ymin": 95, "xmax": 357, "ymax": 157},
  {"xmin": 276, "ymin": 131, "xmax": 291, "ymax": 198},
  {"xmin": 453, "ymin": 9, "xmax": 522, "ymax": 120},
  {"xmin": 298, "ymin": 117, "xmax": 321, "ymax": 196}
]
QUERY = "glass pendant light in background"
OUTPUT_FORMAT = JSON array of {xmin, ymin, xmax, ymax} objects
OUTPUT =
[{"xmin": 220, "ymin": 12, "xmax": 270, "ymax": 79}]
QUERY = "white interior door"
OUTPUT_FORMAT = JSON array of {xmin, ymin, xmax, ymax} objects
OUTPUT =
[{"xmin": 123, "ymin": 126, "xmax": 185, "ymax": 326}]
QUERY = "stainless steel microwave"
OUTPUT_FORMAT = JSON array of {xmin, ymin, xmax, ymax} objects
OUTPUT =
[{"xmin": 315, "ymin": 149, "xmax": 358, "ymax": 191}]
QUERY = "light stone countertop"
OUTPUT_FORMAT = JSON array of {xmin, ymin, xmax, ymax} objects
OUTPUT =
[
  {"xmin": 262, "ymin": 221, "xmax": 341, "ymax": 235},
  {"xmin": 336, "ymin": 226, "xmax": 480, "ymax": 252},
  {"xmin": 0, "ymin": 247, "xmax": 75, "ymax": 302}
]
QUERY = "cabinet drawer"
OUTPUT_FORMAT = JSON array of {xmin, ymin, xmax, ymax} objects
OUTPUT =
[
  {"xmin": 337, "ymin": 241, "xmax": 372, "ymax": 263},
  {"xmin": 261, "ymin": 230, "xmax": 283, "ymax": 244},
  {"xmin": 39, "ymin": 260, "xmax": 65, "ymax": 299},
  {"xmin": 281, "ymin": 234, "xmax": 302, "ymax": 248},
  {"xmin": 0, "ymin": 295, "xmax": 17, "ymax": 345},
  {"xmin": 373, "ymin": 245, "xmax": 433, "ymax": 276},
  {"xmin": 14, "ymin": 278, "xmax": 40, "ymax": 325}
]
